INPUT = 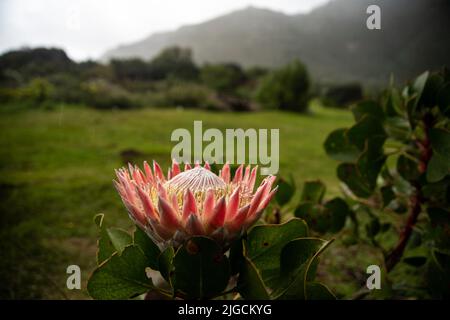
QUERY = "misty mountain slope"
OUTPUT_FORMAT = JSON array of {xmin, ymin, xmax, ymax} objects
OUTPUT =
[
  {"xmin": 103, "ymin": 7, "xmax": 301, "ymax": 67},
  {"xmin": 102, "ymin": 0, "xmax": 450, "ymax": 86}
]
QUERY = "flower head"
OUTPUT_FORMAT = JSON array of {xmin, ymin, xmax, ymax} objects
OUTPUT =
[{"xmin": 114, "ymin": 160, "xmax": 277, "ymax": 247}]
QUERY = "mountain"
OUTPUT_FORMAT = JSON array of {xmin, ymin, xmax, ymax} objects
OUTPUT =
[{"xmin": 102, "ymin": 0, "xmax": 450, "ymax": 86}]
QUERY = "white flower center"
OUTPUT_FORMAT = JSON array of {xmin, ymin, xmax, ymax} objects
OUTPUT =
[{"xmin": 164, "ymin": 166, "xmax": 228, "ymax": 201}]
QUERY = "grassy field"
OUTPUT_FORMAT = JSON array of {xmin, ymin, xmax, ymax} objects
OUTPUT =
[{"xmin": 0, "ymin": 102, "xmax": 356, "ymax": 299}]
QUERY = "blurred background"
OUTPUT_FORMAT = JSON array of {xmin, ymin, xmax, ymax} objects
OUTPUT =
[{"xmin": 0, "ymin": 0, "xmax": 449, "ymax": 299}]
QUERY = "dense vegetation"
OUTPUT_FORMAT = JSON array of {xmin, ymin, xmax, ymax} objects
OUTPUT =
[
  {"xmin": 270, "ymin": 70, "xmax": 450, "ymax": 299},
  {"xmin": 256, "ymin": 60, "xmax": 310, "ymax": 112},
  {"xmin": 0, "ymin": 47, "xmax": 312, "ymax": 113}
]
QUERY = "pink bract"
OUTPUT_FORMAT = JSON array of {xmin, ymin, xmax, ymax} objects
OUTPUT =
[{"xmin": 114, "ymin": 160, "xmax": 277, "ymax": 247}]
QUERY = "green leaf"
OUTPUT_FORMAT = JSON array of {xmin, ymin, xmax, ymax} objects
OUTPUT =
[
  {"xmin": 427, "ymin": 207, "xmax": 450, "ymax": 248},
  {"xmin": 403, "ymin": 256, "xmax": 427, "ymax": 267},
  {"xmin": 337, "ymin": 142, "xmax": 386, "ymax": 198},
  {"xmin": 237, "ymin": 250, "xmax": 270, "ymax": 300},
  {"xmin": 95, "ymin": 214, "xmax": 115, "ymax": 265},
  {"xmin": 437, "ymin": 82, "xmax": 450, "ymax": 116},
  {"xmin": 274, "ymin": 238, "xmax": 333, "ymax": 299},
  {"xmin": 427, "ymin": 152, "xmax": 450, "ymax": 183},
  {"xmin": 406, "ymin": 71, "xmax": 429, "ymax": 127},
  {"xmin": 348, "ymin": 115, "xmax": 387, "ymax": 151},
  {"xmin": 158, "ymin": 246, "xmax": 175, "ymax": 282},
  {"xmin": 432, "ymin": 249, "xmax": 450, "ymax": 272},
  {"xmin": 325, "ymin": 197, "xmax": 349, "ymax": 233},
  {"xmin": 275, "ymin": 176, "xmax": 295, "ymax": 206},
  {"xmin": 94, "ymin": 213, "xmax": 132, "ymax": 265},
  {"xmin": 229, "ymin": 238, "xmax": 244, "ymax": 276},
  {"xmin": 422, "ymin": 180, "xmax": 450, "ymax": 208},
  {"xmin": 294, "ymin": 202, "xmax": 325, "ymax": 232},
  {"xmin": 384, "ymin": 117, "xmax": 411, "ymax": 142},
  {"xmin": 171, "ymin": 236, "xmax": 230, "ymax": 299},
  {"xmin": 357, "ymin": 144, "xmax": 387, "ymax": 187},
  {"xmin": 429, "ymin": 128, "xmax": 450, "ymax": 159},
  {"xmin": 426, "ymin": 249, "xmax": 450, "ymax": 298},
  {"xmin": 324, "ymin": 128, "xmax": 360, "ymax": 162},
  {"xmin": 380, "ymin": 185, "xmax": 396, "ymax": 208},
  {"xmin": 301, "ymin": 180, "xmax": 326, "ymax": 203},
  {"xmin": 418, "ymin": 73, "xmax": 444, "ymax": 109},
  {"xmin": 383, "ymin": 87, "xmax": 403, "ymax": 117},
  {"xmin": 337, "ymin": 163, "xmax": 372, "ymax": 198},
  {"xmin": 351, "ymin": 100, "xmax": 385, "ymax": 122},
  {"xmin": 279, "ymin": 238, "xmax": 324, "ymax": 278},
  {"xmin": 305, "ymin": 282, "xmax": 336, "ymax": 300},
  {"xmin": 107, "ymin": 228, "xmax": 133, "ymax": 254},
  {"xmin": 93, "ymin": 213, "xmax": 104, "ymax": 228},
  {"xmin": 87, "ymin": 245, "xmax": 153, "ymax": 300},
  {"xmin": 294, "ymin": 198, "xmax": 348, "ymax": 234},
  {"xmin": 244, "ymin": 218, "xmax": 308, "ymax": 288},
  {"xmin": 397, "ymin": 154, "xmax": 420, "ymax": 181},
  {"xmin": 412, "ymin": 71, "xmax": 429, "ymax": 109},
  {"xmin": 133, "ymin": 227, "xmax": 160, "ymax": 270}
]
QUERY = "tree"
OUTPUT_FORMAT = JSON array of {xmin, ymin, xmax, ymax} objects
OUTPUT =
[
  {"xmin": 111, "ymin": 58, "xmax": 153, "ymax": 81},
  {"xmin": 200, "ymin": 63, "xmax": 247, "ymax": 94},
  {"xmin": 256, "ymin": 60, "xmax": 310, "ymax": 112},
  {"xmin": 149, "ymin": 47, "xmax": 199, "ymax": 80}
]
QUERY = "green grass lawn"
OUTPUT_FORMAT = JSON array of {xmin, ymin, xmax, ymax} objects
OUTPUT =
[{"xmin": 0, "ymin": 102, "xmax": 355, "ymax": 299}]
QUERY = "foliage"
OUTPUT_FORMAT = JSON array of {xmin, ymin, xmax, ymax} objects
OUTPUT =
[
  {"xmin": 0, "ymin": 77, "xmax": 55, "ymax": 106},
  {"xmin": 316, "ymin": 69, "xmax": 450, "ymax": 299},
  {"xmin": 110, "ymin": 58, "xmax": 154, "ymax": 82},
  {"xmin": 150, "ymin": 47, "xmax": 199, "ymax": 81},
  {"xmin": 110, "ymin": 47, "xmax": 198, "ymax": 82},
  {"xmin": 87, "ymin": 214, "xmax": 335, "ymax": 300},
  {"xmin": 0, "ymin": 47, "xmax": 267, "ymax": 111},
  {"xmin": 256, "ymin": 60, "xmax": 310, "ymax": 112},
  {"xmin": 149, "ymin": 82, "xmax": 218, "ymax": 109},
  {"xmin": 201, "ymin": 63, "xmax": 247, "ymax": 94},
  {"xmin": 81, "ymin": 79, "xmax": 139, "ymax": 110},
  {"xmin": 0, "ymin": 47, "xmax": 75, "ymax": 82}
]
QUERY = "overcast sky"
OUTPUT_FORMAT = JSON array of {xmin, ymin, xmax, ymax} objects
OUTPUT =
[{"xmin": 0, "ymin": 0, "xmax": 329, "ymax": 61}]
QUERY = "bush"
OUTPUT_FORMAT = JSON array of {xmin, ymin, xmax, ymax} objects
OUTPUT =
[
  {"xmin": 255, "ymin": 60, "xmax": 310, "ymax": 112},
  {"xmin": 0, "ymin": 77, "xmax": 54, "ymax": 106},
  {"xmin": 0, "ymin": 47, "xmax": 75, "ymax": 81},
  {"xmin": 147, "ymin": 83, "xmax": 226, "ymax": 110},
  {"xmin": 149, "ymin": 47, "xmax": 199, "ymax": 81},
  {"xmin": 48, "ymin": 73, "xmax": 85, "ymax": 104},
  {"xmin": 111, "ymin": 59, "xmax": 153, "ymax": 81},
  {"xmin": 318, "ymin": 69, "xmax": 450, "ymax": 298},
  {"xmin": 81, "ymin": 79, "xmax": 139, "ymax": 109},
  {"xmin": 201, "ymin": 63, "xmax": 247, "ymax": 94}
]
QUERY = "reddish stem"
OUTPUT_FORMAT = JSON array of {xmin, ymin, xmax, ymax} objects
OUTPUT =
[
  {"xmin": 385, "ymin": 114, "xmax": 433, "ymax": 272},
  {"xmin": 385, "ymin": 186, "xmax": 422, "ymax": 272}
]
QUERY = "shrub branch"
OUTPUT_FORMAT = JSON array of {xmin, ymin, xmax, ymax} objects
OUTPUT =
[{"xmin": 385, "ymin": 114, "xmax": 433, "ymax": 272}]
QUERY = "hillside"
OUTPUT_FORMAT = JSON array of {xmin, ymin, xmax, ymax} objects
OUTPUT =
[{"xmin": 102, "ymin": 0, "xmax": 450, "ymax": 86}]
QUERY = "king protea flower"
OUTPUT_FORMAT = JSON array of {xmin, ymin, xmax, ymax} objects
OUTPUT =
[{"xmin": 114, "ymin": 161, "xmax": 277, "ymax": 247}]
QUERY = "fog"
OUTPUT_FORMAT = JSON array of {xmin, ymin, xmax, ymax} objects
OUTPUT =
[{"xmin": 0, "ymin": 0, "xmax": 329, "ymax": 61}]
